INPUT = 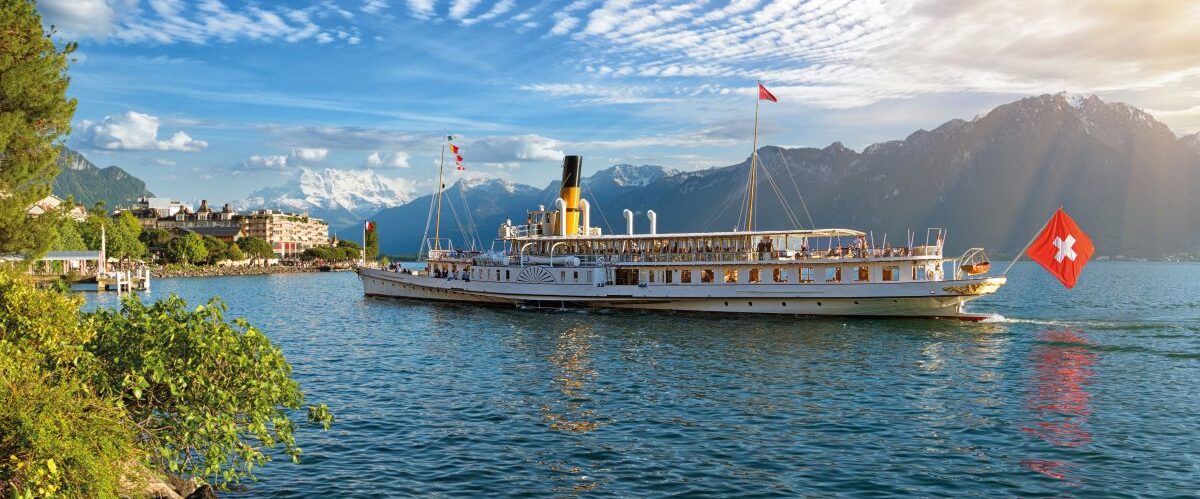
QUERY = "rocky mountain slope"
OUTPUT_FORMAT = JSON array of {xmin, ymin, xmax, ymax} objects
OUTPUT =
[
  {"xmin": 370, "ymin": 93, "xmax": 1200, "ymax": 259},
  {"xmin": 53, "ymin": 147, "xmax": 154, "ymax": 207}
]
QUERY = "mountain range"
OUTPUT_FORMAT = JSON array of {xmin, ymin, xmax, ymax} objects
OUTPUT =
[
  {"xmin": 53, "ymin": 147, "xmax": 153, "ymax": 207},
  {"xmin": 232, "ymin": 168, "xmax": 414, "ymax": 229},
  {"xmin": 368, "ymin": 93, "xmax": 1200, "ymax": 259}
]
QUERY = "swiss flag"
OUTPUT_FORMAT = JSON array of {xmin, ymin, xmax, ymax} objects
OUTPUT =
[
  {"xmin": 758, "ymin": 82, "xmax": 777, "ymax": 102},
  {"xmin": 1027, "ymin": 208, "xmax": 1094, "ymax": 288}
]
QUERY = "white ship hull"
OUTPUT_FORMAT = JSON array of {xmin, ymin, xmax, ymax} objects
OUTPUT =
[{"xmin": 358, "ymin": 268, "xmax": 1004, "ymax": 320}]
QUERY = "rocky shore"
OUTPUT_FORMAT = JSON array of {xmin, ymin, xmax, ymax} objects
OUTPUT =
[{"xmin": 152, "ymin": 265, "xmax": 350, "ymax": 278}]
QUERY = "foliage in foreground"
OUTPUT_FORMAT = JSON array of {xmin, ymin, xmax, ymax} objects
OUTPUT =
[
  {"xmin": 88, "ymin": 296, "xmax": 333, "ymax": 485},
  {"xmin": 0, "ymin": 272, "xmax": 136, "ymax": 498},
  {"xmin": 0, "ymin": 271, "xmax": 332, "ymax": 497}
]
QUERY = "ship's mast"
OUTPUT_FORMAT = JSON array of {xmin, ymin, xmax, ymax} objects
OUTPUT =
[
  {"xmin": 746, "ymin": 86, "xmax": 761, "ymax": 231},
  {"xmin": 433, "ymin": 134, "xmax": 447, "ymax": 250}
]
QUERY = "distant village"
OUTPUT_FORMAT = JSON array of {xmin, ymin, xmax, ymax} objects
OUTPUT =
[
  {"xmin": 22, "ymin": 194, "xmax": 368, "ymax": 283},
  {"xmin": 114, "ymin": 197, "xmax": 335, "ymax": 257}
]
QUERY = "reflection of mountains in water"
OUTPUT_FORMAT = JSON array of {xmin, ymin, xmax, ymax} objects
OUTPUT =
[{"xmin": 372, "ymin": 93, "xmax": 1200, "ymax": 259}]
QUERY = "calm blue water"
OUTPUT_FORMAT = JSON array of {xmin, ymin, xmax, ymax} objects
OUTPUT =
[{"xmin": 85, "ymin": 262, "xmax": 1200, "ymax": 497}]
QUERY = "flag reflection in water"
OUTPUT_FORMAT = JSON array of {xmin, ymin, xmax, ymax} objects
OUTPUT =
[{"xmin": 1021, "ymin": 329, "xmax": 1096, "ymax": 482}]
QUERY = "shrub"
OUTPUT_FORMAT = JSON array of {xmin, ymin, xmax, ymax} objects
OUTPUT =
[
  {"xmin": 0, "ymin": 272, "xmax": 136, "ymax": 498},
  {"xmin": 86, "ymin": 295, "xmax": 333, "ymax": 487}
]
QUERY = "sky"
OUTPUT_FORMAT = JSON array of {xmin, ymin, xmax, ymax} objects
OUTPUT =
[{"xmin": 37, "ymin": 0, "xmax": 1200, "ymax": 203}]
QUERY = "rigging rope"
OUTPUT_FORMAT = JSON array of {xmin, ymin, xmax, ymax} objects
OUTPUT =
[
  {"xmin": 582, "ymin": 179, "xmax": 615, "ymax": 235},
  {"xmin": 757, "ymin": 157, "xmax": 804, "ymax": 229},
  {"xmin": 775, "ymin": 148, "xmax": 816, "ymax": 229}
]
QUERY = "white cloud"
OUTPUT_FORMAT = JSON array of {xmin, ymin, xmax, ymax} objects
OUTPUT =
[
  {"xmin": 237, "ymin": 147, "xmax": 329, "ymax": 170},
  {"xmin": 463, "ymin": 134, "xmax": 565, "ymax": 162},
  {"xmin": 449, "ymin": 0, "xmax": 482, "ymax": 19},
  {"xmin": 76, "ymin": 111, "xmax": 208, "ymax": 152},
  {"xmin": 407, "ymin": 0, "xmax": 436, "ymax": 18},
  {"xmin": 365, "ymin": 151, "xmax": 411, "ymax": 168},
  {"xmin": 548, "ymin": 13, "xmax": 579, "ymax": 36},
  {"xmin": 243, "ymin": 154, "xmax": 290, "ymax": 169},
  {"xmin": 37, "ymin": 0, "xmax": 356, "ymax": 45},
  {"xmin": 362, "ymin": 0, "xmax": 388, "ymax": 15},
  {"xmin": 520, "ymin": 83, "xmax": 686, "ymax": 104},
  {"xmin": 36, "ymin": 0, "xmax": 119, "ymax": 37}
]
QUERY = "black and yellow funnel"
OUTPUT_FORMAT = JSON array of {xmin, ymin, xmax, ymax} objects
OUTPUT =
[{"xmin": 560, "ymin": 155, "xmax": 582, "ymax": 235}]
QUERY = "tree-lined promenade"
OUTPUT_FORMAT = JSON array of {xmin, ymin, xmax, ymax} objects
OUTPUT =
[{"xmin": 1, "ymin": 1, "xmax": 332, "ymax": 497}]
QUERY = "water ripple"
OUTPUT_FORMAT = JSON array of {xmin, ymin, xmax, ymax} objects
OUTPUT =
[{"xmin": 81, "ymin": 263, "xmax": 1200, "ymax": 497}]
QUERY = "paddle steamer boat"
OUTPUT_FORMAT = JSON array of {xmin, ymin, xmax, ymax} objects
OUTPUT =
[{"xmin": 359, "ymin": 154, "xmax": 1004, "ymax": 320}]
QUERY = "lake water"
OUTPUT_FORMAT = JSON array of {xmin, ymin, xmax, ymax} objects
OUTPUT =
[{"xmin": 85, "ymin": 262, "xmax": 1200, "ymax": 497}]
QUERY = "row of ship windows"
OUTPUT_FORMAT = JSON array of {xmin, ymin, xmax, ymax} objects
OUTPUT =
[{"xmin": 453, "ymin": 265, "xmax": 938, "ymax": 284}]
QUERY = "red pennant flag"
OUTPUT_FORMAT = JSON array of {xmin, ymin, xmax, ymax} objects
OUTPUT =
[
  {"xmin": 456, "ymin": 162, "xmax": 465, "ymax": 171},
  {"xmin": 758, "ymin": 82, "xmax": 777, "ymax": 102},
  {"xmin": 449, "ymin": 144, "xmax": 459, "ymax": 154},
  {"xmin": 1027, "ymin": 208, "xmax": 1094, "ymax": 288},
  {"xmin": 364, "ymin": 221, "xmax": 375, "ymax": 232},
  {"xmin": 456, "ymin": 154, "xmax": 464, "ymax": 162}
]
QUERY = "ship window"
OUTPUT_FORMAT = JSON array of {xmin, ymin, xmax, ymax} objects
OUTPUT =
[
  {"xmin": 573, "ymin": 271, "xmax": 579, "ymax": 282},
  {"xmin": 701, "ymin": 269, "xmax": 714, "ymax": 283},
  {"xmin": 724, "ymin": 269, "xmax": 739, "ymax": 283},
  {"xmin": 506, "ymin": 270, "xmax": 511, "ymax": 280},
  {"xmin": 856, "ymin": 266, "xmax": 870, "ymax": 282},
  {"xmin": 495, "ymin": 270, "xmax": 500, "ymax": 280},
  {"xmin": 561, "ymin": 271, "xmax": 566, "ymax": 282},
  {"xmin": 648, "ymin": 270, "xmax": 656, "ymax": 283},
  {"xmin": 913, "ymin": 265, "xmax": 927, "ymax": 281},
  {"xmin": 882, "ymin": 266, "xmax": 899, "ymax": 282},
  {"xmin": 773, "ymin": 268, "xmax": 787, "ymax": 283},
  {"xmin": 800, "ymin": 266, "xmax": 814, "ymax": 283},
  {"xmin": 665, "ymin": 270, "xmax": 674, "ymax": 284},
  {"xmin": 825, "ymin": 267, "xmax": 841, "ymax": 282},
  {"xmin": 749, "ymin": 268, "xmax": 761, "ymax": 283}
]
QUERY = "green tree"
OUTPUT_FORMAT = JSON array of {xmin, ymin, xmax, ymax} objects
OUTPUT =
[
  {"xmin": 0, "ymin": 0, "xmax": 77, "ymax": 258},
  {"xmin": 202, "ymin": 235, "xmax": 227, "ymax": 265},
  {"xmin": 79, "ymin": 212, "xmax": 146, "ymax": 260},
  {"xmin": 140, "ymin": 227, "xmax": 172, "ymax": 248},
  {"xmin": 165, "ymin": 232, "xmax": 207, "ymax": 264},
  {"xmin": 87, "ymin": 296, "xmax": 333, "ymax": 486},
  {"xmin": 237, "ymin": 237, "xmax": 275, "ymax": 262},
  {"xmin": 224, "ymin": 243, "xmax": 245, "ymax": 262},
  {"xmin": 49, "ymin": 217, "xmax": 87, "ymax": 251}
]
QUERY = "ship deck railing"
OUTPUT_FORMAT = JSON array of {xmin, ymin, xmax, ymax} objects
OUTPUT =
[{"xmin": 490, "ymin": 245, "xmax": 944, "ymax": 267}]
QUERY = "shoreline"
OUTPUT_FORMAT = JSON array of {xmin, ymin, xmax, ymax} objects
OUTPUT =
[{"xmin": 152, "ymin": 265, "xmax": 352, "ymax": 279}]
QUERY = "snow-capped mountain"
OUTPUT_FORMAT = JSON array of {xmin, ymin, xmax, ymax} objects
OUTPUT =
[{"xmin": 234, "ymin": 168, "xmax": 415, "ymax": 228}]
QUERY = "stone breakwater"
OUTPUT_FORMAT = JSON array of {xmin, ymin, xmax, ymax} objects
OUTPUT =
[{"xmin": 151, "ymin": 265, "xmax": 347, "ymax": 279}]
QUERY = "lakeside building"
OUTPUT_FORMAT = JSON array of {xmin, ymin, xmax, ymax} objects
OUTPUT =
[
  {"xmin": 26, "ymin": 195, "xmax": 87, "ymax": 221},
  {"xmin": 240, "ymin": 210, "xmax": 330, "ymax": 257},
  {"xmin": 114, "ymin": 198, "xmax": 331, "ymax": 257}
]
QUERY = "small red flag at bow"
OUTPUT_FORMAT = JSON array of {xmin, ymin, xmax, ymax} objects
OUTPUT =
[
  {"xmin": 1027, "ymin": 208, "xmax": 1094, "ymax": 288},
  {"xmin": 758, "ymin": 82, "xmax": 777, "ymax": 102}
]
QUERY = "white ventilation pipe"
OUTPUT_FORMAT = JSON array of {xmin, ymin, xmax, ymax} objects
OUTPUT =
[
  {"xmin": 579, "ymin": 199, "xmax": 590, "ymax": 236},
  {"xmin": 647, "ymin": 210, "xmax": 657, "ymax": 235},
  {"xmin": 554, "ymin": 197, "xmax": 567, "ymax": 236},
  {"xmin": 623, "ymin": 209, "xmax": 634, "ymax": 235}
]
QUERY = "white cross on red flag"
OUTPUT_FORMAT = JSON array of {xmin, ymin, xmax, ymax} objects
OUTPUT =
[{"xmin": 1026, "ymin": 207, "xmax": 1094, "ymax": 288}]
